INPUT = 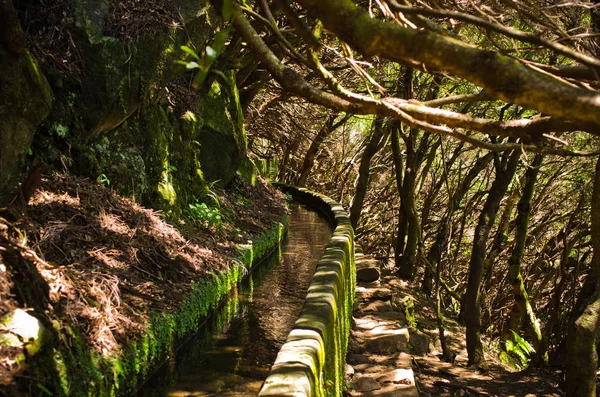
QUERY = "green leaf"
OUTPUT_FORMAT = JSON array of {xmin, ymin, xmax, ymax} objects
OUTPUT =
[
  {"xmin": 213, "ymin": 28, "xmax": 231, "ymax": 54},
  {"xmin": 221, "ymin": 0, "xmax": 233, "ymax": 21},
  {"xmin": 180, "ymin": 45, "xmax": 200, "ymax": 61},
  {"xmin": 37, "ymin": 383, "xmax": 53, "ymax": 396},
  {"xmin": 205, "ymin": 46, "xmax": 217, "ymax": 61},
  {"xmin": 192, "ymin": 69, "xmax": 209, "ymax": 87},
  {"xmin": 186, "ymin": 61, "xmax": 200, "ymax": 70}
]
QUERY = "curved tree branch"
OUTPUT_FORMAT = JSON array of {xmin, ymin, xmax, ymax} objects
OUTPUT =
[
  {"xmin": 232, "ymin": 6, "xmax": 598, "ymax": 156},
  {"xmin": 293, "ymin": 0, "xmax": 600, "ymax": 127}
]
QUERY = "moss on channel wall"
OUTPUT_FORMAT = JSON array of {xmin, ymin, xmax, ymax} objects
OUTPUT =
[
  {"xmin": 259, "ymin": 185, "xmax": 356, "ymax": 397},
  {"xmin": 24, "ymin": 218, "xmax": 287, "ymax": 397}
]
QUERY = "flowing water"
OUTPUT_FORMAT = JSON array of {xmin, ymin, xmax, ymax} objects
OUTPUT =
[{"xmin": 136, "ymin": 203, "xmax": 332, "ymax": 396}]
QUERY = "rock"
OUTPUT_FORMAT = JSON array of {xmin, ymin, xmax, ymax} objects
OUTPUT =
[
  {"xmin": 376, "ymin": 368, "xmax": 414, "ymax": 385},
  {"xmin": 356, "ymin": 286, "xmax": 392, "ymax": 301},
  {"xmin": 392, "ymin": 295, "xmax": 416, "ymax": 327},
  {"xmin": 361, "ymin": 300, "xmax": 394, "ymax": 313},
  {"xmin": 356, "ymin": 266, "xmax": 381, "ymax": 283},
  {"xmin": 353, "ymin": 376, "xmax": 381, "ymax": 392},
  {"xmin": 353, "ymin": 363, "xmax": 390, "ymax": 373},
  {"xmin": 0, "ymin": 2, "xmax": 52, "ymax": 203},
  {"xmin": 353, "ymin": 316, "xmax": 384, "ymax": 332},
  {"xmin": 347, "ymin": 353, "xmax": 370, "ymax": 365},
  {"xmin": 348, "ymin": 335, "xmax": 365, "ymax": 353},
  {"xmin": 409, "ymin": 328, "xmax": 431, "ymax": 355},
  {"xmin": 0, "ymin": 309, "xmax": 47, "ymax": 356},
  {"xmin": 364, "ymin": 328, "xmax": 410, "ymax": 354},
  {"xmin": 345, "ymin": 363, "xmax": 355, "ymax": 382}
]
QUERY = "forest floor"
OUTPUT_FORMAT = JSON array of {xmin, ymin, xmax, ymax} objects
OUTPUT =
[
  {"xmin": 0, "ymin": 172, "xmax": 287, "ymax": 395},
  {"xmin": 389, "ymin": 274, "xmax": 565, "ymax": 397},
  {"xmin": 345, "ymin": 252, "xmax": 565, "ymax": 397}
]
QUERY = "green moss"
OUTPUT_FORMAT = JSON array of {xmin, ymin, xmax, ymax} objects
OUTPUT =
[
  {"xmin": 196, "ymin": 71, "xmax": 252, "ymax": 185},
  {"xmin": 0, "ymin": 45, "xmax": 53, "ymax": 203},
  {"xmin": 259, "ymin": 186, "xmax": 355, "ymax": 397},
  {"xmin": 25, "ymin": 215, "xmax": 287, "ymax": 396}
]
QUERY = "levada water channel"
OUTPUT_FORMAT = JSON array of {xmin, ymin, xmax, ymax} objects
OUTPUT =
[{"xmin": 136, "ymin": 203, "xmax": 333, "ymax": 396}]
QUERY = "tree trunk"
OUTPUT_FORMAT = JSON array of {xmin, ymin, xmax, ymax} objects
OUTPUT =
[
  {"xmin": 397, "ymin": 128, "xmax": 421, "ymax": 280},
  {"xmin": 296, "ymin": 113, "xmax": 347, "ymax": 187},
  {"xmin": 349, "ymin": 117, "xmax": 385, "ymax": 230},
  {"xmin": 565, "ymin": 156, "xmax": 600, "ymax": 397},
  {"xmin": 425, "ymin": 152, "xmax": 494, "ymax": 298},
  {"xmin": 503, "ymin": 153, "xmax": 544, "ymax": 363},
  {"xmin": 465, "ymin": 148, "xmax": 520, "ymax": 367},
  {"xmin": 390, "ymin": 121, "xmax": 407, "ymax": 268}
]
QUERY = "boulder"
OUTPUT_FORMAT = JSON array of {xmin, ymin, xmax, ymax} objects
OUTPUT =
[
  {"xmin": 356, "ymin": 266, "xmax": 381, "ymax": 283},
  {"xmin": 364, "ymin": 328, "xmax": 410, "ymax": 354},
  {"xmin": 353, "ymin": 376, "xmax": 381, "ymax": 392},
  {"xmin": 409, "ymin": 328, "xmax": 431, "ymax": 355}
]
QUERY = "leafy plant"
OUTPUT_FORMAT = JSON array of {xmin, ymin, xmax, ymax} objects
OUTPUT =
[
  {"xmin": 178, "ymin": 28, "xmax": 231, "ymax": 87},
  {"xmin": 186, "ymin": 202, "xmax": 223, "ymax": 230},
  {"xmin": 499, "ymin": 330, "xmax": 535, "ymax": 369},
  {"xmin": 198, "ymin": 180, "xmax": 221, "ymax": 209},
  {"xmin": 97, "ymin": 173, "xmax": 111, "ymax": 187}
]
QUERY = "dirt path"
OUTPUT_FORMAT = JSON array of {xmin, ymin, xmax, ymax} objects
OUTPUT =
[
  {"xmin": 344, "ymin": 249, "xmax": 419, "ymax": 396},
  {"xmin": 345, "ymin": 248, "xmax": 564, "ymax": 397}
]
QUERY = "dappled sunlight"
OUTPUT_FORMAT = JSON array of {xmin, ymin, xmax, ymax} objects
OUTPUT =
[{"xmin": 6, "ymin": 173, "xmax": 286, "ymax": 361}]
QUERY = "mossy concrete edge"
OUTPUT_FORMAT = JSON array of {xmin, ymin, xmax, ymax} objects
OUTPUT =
[
  {"xmin": 31, "ymin": 215, "xmax": 287, "ymax": 397},
  {"xmin": 260, "ymin": 184, "xmax": 355, "ymax": 397}
]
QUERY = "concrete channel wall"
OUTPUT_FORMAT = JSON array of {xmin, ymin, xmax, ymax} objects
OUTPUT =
[{"xmin": 259, "ymin": 185, "xmax": 356, "ymax": 397}]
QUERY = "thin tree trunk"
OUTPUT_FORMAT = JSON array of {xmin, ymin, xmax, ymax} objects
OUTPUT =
[
  {"xmin": 483, "ymin": 186, "xmax": 519, "ymax": 285},
  {"xmin": 565, "ymin": 156, "xmax": 600, "ymax": 397},
  {"xmin": 391, "ymin": 121, "xmax": 407, "ymax": 267},
  {"xmin": 349, "ymin": 117, "xmax": 385, "ymax": 230},
  {"xmin": 296, "ymin": 113, "xmax": 347, "ymax": 187},
  {"xmin": 397, "ymin": 128, "xmax": 421, "ymax": 280},
  {"xmin": 426, "ymin": 153, "xmax": 494, "ymax": 304},
  {"xmin": 466, "ymin": 148, "xmax": 520, "ymax": 367},
  {"xmin": 503, "ymin": 153, "xmax": 544, "ymax": 364}
]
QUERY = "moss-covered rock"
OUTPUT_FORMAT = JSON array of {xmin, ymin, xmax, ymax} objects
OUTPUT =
[
  {"xmin": 65, "ymin": 0, "xmax": 216, "ymax": 137},
  {"xmin": 19, "ymin": 0, "xmax": 254, "ymax": 214},
  {"xmin": 196, "ymin": 71, "xmax": 249, "ymax": 184},
  {"xmin": 0, "ymin": 0, "xmax": 53, "ymax": 203}
]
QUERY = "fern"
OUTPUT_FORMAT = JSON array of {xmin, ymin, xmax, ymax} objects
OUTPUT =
[{"xmin": 501, "ymin": 331, "xmax": 536, "ymax": 369}]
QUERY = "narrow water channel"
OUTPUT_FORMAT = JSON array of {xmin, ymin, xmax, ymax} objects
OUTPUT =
[{"xmin": 136, "ymin": 203, "xmax": 332, "ymax": 396}]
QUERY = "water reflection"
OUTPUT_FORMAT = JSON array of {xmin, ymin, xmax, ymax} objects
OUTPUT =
[{"xmin": 136, "ymin": 204, "xmax": 332, "ymax": 396}]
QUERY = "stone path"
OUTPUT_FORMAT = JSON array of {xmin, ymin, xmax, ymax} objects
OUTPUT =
[{"xmin": 344, "ymin": 249, "xmax": 423, "ymax": 397}]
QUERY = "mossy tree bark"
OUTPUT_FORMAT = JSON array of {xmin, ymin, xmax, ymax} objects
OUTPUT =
[
  {"xmin": 465, "ymin": 147, "xmax": 520, "ymax": 367},
  {"xmin": 396, "ymin": 127, "xmax": 422, "ymax": 280},
  {"xmin": 565, "ymin": 157, "xmax": 600, "ymax": 397},
  {"xmin": 349, "ymin": 116, "xmax": 385, "ymax": 230},
  {"xmin": 503, "ymin": 153, "xmax": 544, "ymax": 363}
]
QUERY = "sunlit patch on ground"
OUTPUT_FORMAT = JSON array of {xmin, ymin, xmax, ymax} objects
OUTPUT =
[{"xmin": 0, "ymin": 172, "xmax": 286, "ymax": 391}]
